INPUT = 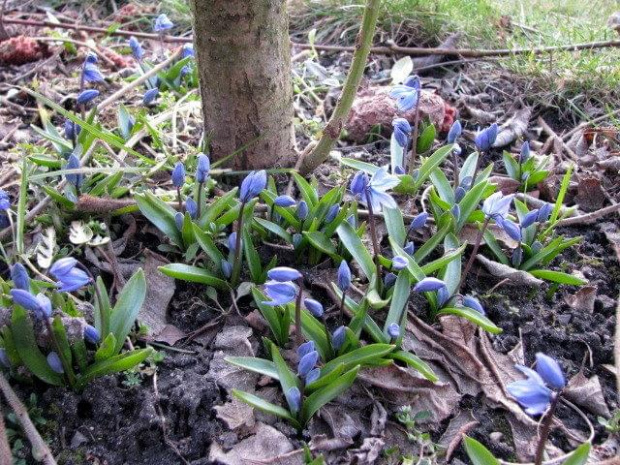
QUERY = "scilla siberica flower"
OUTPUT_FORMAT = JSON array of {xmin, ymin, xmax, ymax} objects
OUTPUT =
[
  {"xmin": 337, "ymin": 260, "xmax": 351, "ymax": 292},
  {"xmin": 153, "ymin": 14, "xmax": 174, "ymax": 33},
  {"xmin": 0, "ymin": 190, "xmax": 9, "ymax": 211},
  {"xmin": 537, "ymin": 203, "xmax": 553, "ymax": 223},
  {"xmin": 325, "ymin": 204, "xmax": 340, "ymax": 223},
  {"xmin": 185, "ymin": 197, "xmax": 198, "ymax": 219},
  {"xmin": 77, "ymin": 89, "xmax": 99, "ymax": 105},
  {"xmin": 387, "ymin": 323, "xmax": 400, "ymax": 339},
  {"xmin": 11, "ymin": 263, "xmax": 30, "ymax": 291},
  {"xmin": 143, "ymin": 88, "xmax": 159, "ymax": 105},
  {"xmin": 447, "ymin": 120, "xmax": 462, "ymax": 144},
  {"xmin": 350, "ymin": 168, "xmax": 400, "ymax": 212},
  {"xmin": 174, "ymin": 212, "xmax": 184, "ymax": 231},
  {"xmin": 82, "ymin": 54, "xmax": 104, "ymax": 83},
  {"xmin": 462, "ymin": 295, "xmax": 485, "ymax": 315},
  {"xmin": 274, "ymin": 195, "xmax": 296, "ymax": 208},
  {"xmin": 65, "ymin": 154, "xmax": 83, "ymax": 188},
  {"xmin": 227, "ymin": 232, "xmax": 241, "ymax": 252},
  {"xmin": 305, "ymin": 368, "xmax": 320, "ymax": 386},
  {"xmin": 285, "ymin": 386, "xmax": 301, "ymax": 413},
  {"xmin": 304, "ymin": 298, "xmax": 324, "ymax": 318},
  {"xmin": 519, "ymin": 141, "xmax": 530, "ymax": 163},
  {"xmin": 409, "ymin": 212, "xmax": 429, "ymax": 232},
  {"xmin": 392, "ymin": 118, "xmax": 411, "ymax": 147},
  {"xmin": 392, "ymin": 256, "xmax": 408, "ymax": 271},
  {"xmin": 496, "ymin": 217, "xmax": 521, "ymax": 242},
  {"xmin": 298, "ymin": 340, "xmax": 315, "ymax": 358},
  {"xmin": 239, "ymin": 170, "xmax": 267, "ymax": 203},
  {"xmin": 64, "ymin": 120, "xmax": 80, "ymax": 141},
  {"xmin": 49, "ymin": 257, "xmax": 91, "ymax": 292},
  {"xmin": 172, "ymin": 162, "xmax": 185, "ymax": 188},
  {"xmin": 221, "ymin": 260, "xmax": 232, "ymax": 278},
  {"xmin": 129, "ymin": 36, "xmax": 144, "ymax": 61},
  {"xmin": 267, "ymin": 267, "xmax": 302, "ymax": 282},
  {"xmin": 403, "ymin": 241, "xmax": 414, "ymax": 255},
  {"xmin": 507, "ymin": 353, "xmax": 565, "ymax": 416},
  {"xmin": 389, "ymin": 75, "xmax": 420, "ymax": 113},
  {"xmin": 384, "ymin": 272, "xmax": 397, "ymax": 288},
  {"xmin": 47, "ymin": 352, "xmax": 64, "ymax": 374},
  {"xmin": 10, "ymin": 290, "xmax": 52, "ymax": 319},
  {"xmin": 474, "ymin": 123, "xmax": 498, "ymax": 152},
  {"xmin": 195, "ymin": 153, "xmax": 210, "ymax": 183},
  {"xmin": 413, "ymin": 277, "xmax": 446, "ymax": 293},
  {"xmin": 437, "ymin": 286, "xmax": 451, "ymax": 307},
  {"xmin": 262, "ymin": 281, "xmax": 298, "ymax": 306},
  {"xmin": 298, "ymin": 349, "xmax": 319, "ymax": 378},
  {"xmin": 84, "ymin": 325, "xmax": 100, "ymax": 344},
  {"xmin": 0, "ymin": 348, "xmax": 10, "ymax": 368},
  {"xmin": 521, "ymin": 209, "xmax": 539, "ymax": 229},
  {"xmin": 182, "ymin": 44, "xmax": 194, "ymax": 58},
  {"xmin": 296, "ymin": 200, "xmax": 309, "ymax": 220},
  {"xmin": 331, "ymin": 326, "xmax": 346, "ymax": 350},
  {"xmin": 482, "ymin": 192, "xmax": 513, "ymax": 222}
]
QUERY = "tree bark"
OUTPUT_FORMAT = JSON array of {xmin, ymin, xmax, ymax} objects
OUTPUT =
[{"xmin": 190, "ymin": 0, "xmax": 294, "ymax": 170}]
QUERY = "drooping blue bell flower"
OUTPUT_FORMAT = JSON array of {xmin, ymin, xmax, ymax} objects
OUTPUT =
[
  {"xmin": 267, "ymin": 267, "xmax": 302, "ymax": 282},
  {"xmin": 535, "ymin": 353, "xmax": 566, "ymax": 390},
  {"xmin": 337, "ymin": 261, "xmax": 351, "ymax": 292},
  {"xmin": 285, "ymin": 386, "xmax": 302, "ymax": 414},
  {"xmin": 298, "ymin": 350, "xmax": 319, "ymax": 378},
  {"xmin": 409, "ymin": 212, "xmax": 429, "ymax": 231},
  {"xmin": 47, "ymin": 352, "xmax": 64, "ymax": 374},
  {"xmin": 185, "ymin": 197, "xmax": 198, "ymax": 219},
  {"xmin": 11, "ymin": 263, "xmax": 30, "ymax": 291},
  {"xmin": 10, "ymin": 290, "xmax": 52, "ymax": 319},
  {"xmin": 65, "ymin": 154, "xmax": 84, "ymax": 188},
  {"xmin": 482, "ymin": 192, "xmax": 513, "ymax": 221},
  {"xmin": 325, "ymin": 204, "xmax": 340, "ymax": 223},
  {"xmin": 274, "ymin": 195, "xmax": 296, "ymax": 207},
  {"xmin": 437, "ymin": 286, "xmax": 451, "ymax": 307},
  {"xmin": 297, "ymin": 340, "xmax": 315, "ymax": 359},
  {"xmin": 383, "ymin": 272, "xmax": 397, "ymax": 288},
  {"xmin": 392, "ymin": 118, "xmax": 411, "ymax": 148},
  {"xmin": 537, "ymin": 203, "xmax": 553, "ymax": 223},
  {"xmin": 447, "ymin": 120, "xmax": 462, "ymax": 144},
  {"xmin": 262, "ymin": 281, "xmax": 298, "ymax": 306},
  {"xmin": 352, "ymin": 168, "xmax": 400, "ymax": 212},
  {"xmin": 511, "ymin": 247, "xmax": 523, "ymax": 267},
  {"xmin": 389, "ymin": 75, "xmax": 420, "ymax": 113},
  {"xmin": 292, "ymin": 233, "xmax": 302, "ymax": 249},
  {"xmin": 463, "ymin": 295, "xmax": 485, "ymax": 315},
  {"xmin": 239, "ymin": 170, "xmax": 267, "ymax": 203},
  {"xmin": 392, "ymin": 256, "xmax": 408, "ymax": 271},
  {"xmin": 331, "ymin": 326, "xmax": 346, "ymax": 350},
  {"xmin": 143, "ymin": 88, "xmax": 159, "ymax": 105},
  {"xmin": 496, "ymin": 217, "xmax": 522, "ymax": 242},
  {"xmin": 474, "ymin": 123, "xmax": 498, "ymax": 152},
  {"xmin": 387, "ymin": 323, "xmax": 400, "ymax": 339},
  {"xmin": 451, "ymin": 204, "xmax": 461, "ymax": 221},
  {"xmin": 455, "ymin": 186, "xmax": 467, "ymax": 203},
  {"xmin": 305, "ymin": 368, "xmax": 320, "ymax": 386},
  {"xmin": 174, "ymin": 212, "xmax": 184, "ymax": 231},
  {"xmin": 82, "ymin": 62, "xmax": 104, "ymax": 83},
  {"xmin": 221, "ymin": 260, "xmax": 232, "ymax": 278},
  {"xmin": 394, "ymin": 166, "xmax": 405, "ymax": 175},
  {"xmin": 519, "ymin": 141, "xmax": 530, "ymax": 164},
  {"xmin": 49, "ymin": 257, "xmax": 92, "ymax": 292},
  {"xmin": 195, "ymin": 153, "xmax": 210, "ymax": 183},
  {"xmin": 129, "ymin": 36, "xmax": 144, "ymax": 60},
  {"xmin": 296, "ymin": 200, "xmax": 309, "ymax": 220},
  {"xmin": 64, "ymin": 119, "xmax": 80, "ymax": 141},
  {"xmin": 350, "ymin": 171, "xmax": 369, "ymax": 197},
  {"xmin": 153, "ymin": 14, "xmax": 174, "ymax": 33},
  {"xmin": 304, "ymin": 298, "xmax": 324, "ymax": 318},
  {"xmin": 181, "ymin": 44, "xmax": 194, "ymax": 58},
  {"xmin": 507, "ymin": 365, "xmax": 553, "ymax": 416},
  {"xmin": 172, "ymin": 162, "xmax": 186, "ymax": 188},
  {"xmin": 413, "ymin": 277, "xmax": 446, "ymax": 293},
  {"xmin": 228, "ymin": 232, "xmax": 238, "ymax": 252},
  {"xmin": 403, "ymin": 241, "xmax": 414, "ymax": 255},
  {"xmin": 84, "ymin": 325, "xmax": 101, "ymax": 344},
  {"xmin": 77, "ymin": 89, "xmax": 99, "ymax": 105},
  {"xmin": 521, "ymin": 210, "xmax": 539, "ymax": 229}
]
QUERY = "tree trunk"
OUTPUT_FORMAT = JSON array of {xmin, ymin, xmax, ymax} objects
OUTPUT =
[{"xmin": 190, "ymin": 0, "xmax": 294, "ymax": 170}]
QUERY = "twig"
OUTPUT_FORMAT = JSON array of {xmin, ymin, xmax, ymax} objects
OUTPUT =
[
  {"xmin": 299, "ymin": 0, "xmax": 382, "ymax": 174},
  {"xmin": 537, "ymin": 117, "xmax": 579, "ymax": 162},
  {"xmin": 0, "ymin": 373, "xmax": 58, "ymax": 465},
  {"xmin": 96, "ymin": 48, "xmax": 181, "ymax": 112},
  {"xmin": 555, "ymin": 202, "xmax": 620, "ymax": 227},
  {"xmin": 0, "ymin": 404, "xmax": 11, "ymax": 465}
]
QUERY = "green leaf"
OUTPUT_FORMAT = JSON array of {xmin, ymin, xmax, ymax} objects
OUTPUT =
[
  {"xmin": 232, "ymin": 389, "xmax": 299, "ymax": 428},
  {"xmin": 11, "ymin": 306, "xmax": 63, "ymax": 386},
  {"xmin": 414, "ymin": 218, "xmax": 451, "ymax": 263},
  {"xmin": 321, "ymin": 344, "xmax": 394, "ymax": 376},
  {"xmin": 243, "ymin": 228, "xmax": 263, "ymax": 283},
  {"xmin": 384, "ymin": 207, "xmax": 407, "ymax": 247},
  {"xmin": 192, "ymin": 225, "xmax": 225, "ymax": 265},
  {"xmin": 95, "ymin": 276, "xmax": 112, "ymax": 337},
  {"xmin": 51, "ymin": 316, "xmax": 72, "ymax": 369},
  {"xmin": 390, "ymin": 350, "xmax": 437, "ymax": 381},
  {"xmin": 301, "ymin": 366, "xmax": 360, "ymax": 426},
  {"xmin": 502, "ymin": 151, "xmax": 519, "ymax": 180},
  {"xmin": 293, "ymin": 173, "xmax": 318, "ymax": 207},
  {"xmin": 94, "ymin": 333, "xmax": 117, "ymax": 362},
  {"xmin": 528, "ymin": 270, "xmax": 586, "ymax": 286},
  {"xmin": 337, "ymin": 222, "xmax": 375, "ymax": 281},
  {"xmin": 457, "ymin": 180, "xmax": 488, "ymax": 231},
  {"xmin": 420, "ymin": 242, "xmax": 466, "ymax": 276},
  {"xmin": 416, "ymin": 123, "xmax": 436, "ymax": 153},
  {"xmin": 439, "ymin": 234, "xmax": 462, "ymax": 296},
  {"xmin": 562, "ymin": 442, "xmax": 591, "ymax": 465},
  {"xmin": 199, "ymin": 188, "xmax": 239, "ymax": 228},
  {"xmin": 135, "ymin": 192, "xmax": 183, "ymax": 248},
  {"xmin": 460, "ymin": 152, "xmax": 480, "ymax": 184},
  {"xmin": 159, "ymin": 264, "xmax": 229, "ymax": 290},
  {"xmin": 413, "ymin": 145, "xmax": 454, "ymax": 191},
  {"xmin": 117, "ymin": 104, "xmax": 133, "ymax": 140},
  {"xmin": 303, "ymin": 231, "xmax": 337, "ymax": 258},
  {"xmin": 463, "ymin": 436, "xmax": 500, "ymax": 465},
  {"xmin": 304, "ymin": 363, "xmax": 345, "ymax": 392},
  {"xmin": 42, "ymin": 186, "xmax": 75, "ymax": 209},
  {"xmin": 550, "ymin": 165, "xmax": 572, "ymax": 226},
  {"xmin": 110, "ymin": 269, "xmax": 147, "ymax": 354},
  {"xmin": 430, "ymin": 169, "xmax": 455, "ymax": 204},
  {"xmin": 225, "ymin": 356, "xmax": 279, "ymax": 380},
  {"xmin": 383, "ymin": 272, "xmax": 410, "ymax": 338},
  {"xmin": 340, "ymin": 158, "xmax": 379, "ymax": 174},
  {"xmin": 270, "ymin": 343, "xmax": 301, "ymax": 412},
  {"xmin": 254, "ymin": 217, "xmax": 292, "ymax": 243},
  {"xmin": 437, "ymin": 307, "xmax": 502, "ymax": 334},
  {"xmin": 77, "ymin": 348, "xmax": 152, "ymax": 389}
]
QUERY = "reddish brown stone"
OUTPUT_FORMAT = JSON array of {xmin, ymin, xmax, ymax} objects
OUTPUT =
[{"xmin": 0, "ymin": 36, "xmax": 50, "ymax": 65}]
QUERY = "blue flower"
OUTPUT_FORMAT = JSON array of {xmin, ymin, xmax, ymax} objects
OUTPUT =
[
  {"xmin": 10, "ymin": 290, "xmax": 52, "ymax": 319},
  {"xmin": 65, "ymin": 154, "xmax": 83, "ymax": 188},
  {"xmin": 387, "ymin": 323, "xmax": 400, "ymax": 339},
  {"xmin": 389, "ymin": 76, "xmax": 420, "ymax": 113},
  {"xmin": 0, "ymin": 348, "xmax": 10, "ymax": 368},
  {"xmin": 409, "ymin": 212, "xmax": 429, "ymax": 231},
  {"xmin": 267, "ymin": 267, "xmax": 302, "ymax": 282},
  {"xmin": 482, "ymin": 192, "xmax": 513, "ymax": 221},
  {"xmin": 403, "ymin": 241, "xmax": 414, "ymax": 255},
  {"xmin": 274, "ymin": 195, "xmax": 296, "ymax": 207},
  {"xmin": 511, "ymin": 247, "xmax": 523, "ymax": 267},
  {"xmin": 304, "ymin": 298, "xmax": 324, "ymax": 318},
  {"xmin": 298, "ymin": 350, "xmax": 319, "ymax": 377},
  {"xmin": 325, "ymin": 204, "xmax": 340, "ymax": 223},
  {"xmin": 221, "ymin": 260, "xmax": 232, "ymax": 278},
  {"xmin": 437, "ymin": 286, "xmax": 451, "ymax": 307},
  {"xmin": 195, "ymin": 153, "xmax": 210, "ymax": 183},
  {"xmin": 83, "ymin": 63, "xmax": 104, "ymax": 83},
  {"xmin": 84, "ymin": 52, "xmax": 98, "ymax": 64},
  {"xmin": 84, "ymin": 325, "xmax": 100, "ymax": 344},
  {"xmin": 296, "ymin": 200, "xmax": 309, "ymax": 220},
  {"xmin": 49, "ymin": 258, "xmax": 91, "ymax": 292},
  {"xmin": 392, "ymin": 118, "xmax": 411, "ymax": 147},
  {"xmin": 305, "ymin": 368, "xmax": 320, "ymax": 386},
  {"xmin": 413, "ymin": 277, "xmax": 446, "ymax": 293},
  {"xmin": 76, "ymin": 89, "xmax": 99, "ymax": 105},
  {"xmin": 447, "ymin": 120, "xmax": 462, "ymax": 144},
  {"xmin": 350, "ymin": 171, "xmax": 369, "ymax": 197},
  {"xmin": 519, "ymin": 141, "xmax": 530, "ymax": 163},
  {"xmin": 262, "ymin": 281, "xmax": 298, "ymax": 306},
  {"xmin": 185, "ymin": 197, "xmax": 198, "ymax": 219},
  {"xmin": 11, "ymin": 263, "xmax": 30, "ymax": 291},
  {"xmin": 292, "ymin": 233, "xmax": 302, "ymax": 248},
  {"xmin": 297, "ymin": 341, "xmax": 315, "ymax": 358},
  {"xmin": 383, "ymin": 272, "xmax": 397, "ymax": 288},
  {"xmin": 537, "ymin": 203, "xmax": 553, "ymax": 223},
  {"xmin": 239, "ymin": 170, "xmax": 267, "ymax": 203},
  {"xmin": 520, "ymin": 210, "xmax": 539, "ymax": 229},
  {"xmin": 129, "ymin": 36, "xmax": 144, "ymax": 60},
  {"xmin": 474, "ymin": 123, "xmax": 498, "ymax": 152},
  {"xmin": 451, "ymin": 204, "xmax": 461, "ymax": 221},
  {"xmin": 172, "ymin": 162, "xmax": 186, "ymax": 188},
  {"xmin": 175, "ymin": 212, "xmax": 184, "ymax": 231},
  {"xmin": 0, "ymin": 190, "xmax": 9, "ymax": 211},
  {"xmin": 153, "ymin": 13, "xmax": 174, "ymax": 32},
  {"xmin": 285, "ymin": 386, "xmax": 302, "ymax": 414},
  {"xmin": 143, "ymin": 88, "xmax": 159, "ymax": 105},
  {"xmin": 463, "ymin": 295, "xmax": 485, "ymax": 315},
  {"xmin": 394, "ymin": 166, "xmax": 405, "ymax": 174},
  {"xmin": 455, "ymin": 186, "xmax": 466, "ymax": 203},
  {"xmin": 227, "ymin": 232, "xmax": 238, "ymax": 252},
  {"xmin": 535, "ymin": 353, "xmax": 565, "ymax": 390},
  {"xmin": 331, "ymin": 326, "xmax": 346, "ymax": 350},
  {"xmin": 64, "ymin": 119, "xmax": 80, "ymax": 141},
  {"xmin": 337, "ymin": 261, "xmax": 351, "ymax": 292},
  {"xmin": 496, "ymin": 217, "xmax": 522, "ymax": 242},
  {"xmin": 352, "ymin": 168, "xmax": 400, "ymax": 212},
  {"xmin": 507, "ymin": 365, "xmax": 553, "ymax": 416},
  {"xmin": 392, "ymin": 256, "xmax": 408, "ymax": 271},
  {"xmin": 47, "ymin": 352, "xmax": 64, "ymax": 374},
  {"xmin": 182, "ymin": 44, "xmax": 194, "ymax": 58}
]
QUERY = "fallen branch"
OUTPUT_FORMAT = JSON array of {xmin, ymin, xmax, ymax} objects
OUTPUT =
[
  {"xmin": 556, "ymin": 202, "xmax": 620, "ymax": 227},
  {"xmin": 0, "ymin": 373, "xmax": 57, "ymax": 465}
]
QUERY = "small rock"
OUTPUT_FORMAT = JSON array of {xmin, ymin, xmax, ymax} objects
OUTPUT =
[
  {"xmin": 489, "ymin": 432, "xmax": 503, "ymax": 443},
  {"xmin": 557, "ymin": 314, "xmax": 572, "ymax": 325},
  {"xmin": 70, "ymin": 431, "xmax": 89, "ymax": 449}
]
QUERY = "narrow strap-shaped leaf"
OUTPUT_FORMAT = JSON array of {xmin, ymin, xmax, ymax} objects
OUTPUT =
[
  {"xmin": 437, "ymin": 307, "xmax": 502, "ymax": 334},
  {"xmin": 225, "ymin": 356, "xmax": 279, "ymax": 380},
  {"xmin": 383, "ymin": 207, "xmax": 407, "ymax": 247},
  {"xmin": 109, "ymin": 269, "xmax": 147, "ymax": 354},
  {"xmin": 390, "ymin": 350, "xmax": 437, "ymax": 382},
  {"xmin": 159, "ymin": 263, "xmax": 229, "ymax": 290},
  {"xmin": 321, "ymin": 344, "xmax": 394, "ymax": 376},
  {"xmin": 337, "ymin": 222, "xmax": 375, "ymax": 281},
  {"xmin": 232, "ymin": 389, "xmax": 299, "ymax": 428},
  {"xmin": 463, "ymin": 436, "xmax": 500, "ymax": 465}
]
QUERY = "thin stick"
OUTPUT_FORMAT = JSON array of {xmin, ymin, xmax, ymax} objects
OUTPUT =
[
  {"xmin": 299, "ymin": 0, "xmax": 382, "ymax": 174},
  {"xmin": 0, "ymin": 404, "xmax": 11, "ymax": 465},
  {"xmin": 0, "ymin": 373, "xmax": 58, "ymax": 465}
]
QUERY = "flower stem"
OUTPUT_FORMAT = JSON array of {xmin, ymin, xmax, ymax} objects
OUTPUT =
[
  {"xmin": 230, "ymin": 201, "xmax": 246, "ymax": 286},
  {"xmin": 295, "ymin": 278, "xmax": 303, "ymax": 346},
  {"xmin": 407, "ymin": 96, "xmax": 422, "ymax": 175},
  {"xmin": 535, "ymin": 393, "xmax": 561, "ymax": 465},
  {"xmin": 364, "ymin": 189, "xmax": 382, "ymax": 289},
  {"xmin": 176, "ymin": 187, "xmax": 182, "ymax": 210},
  {"xmin": 471, "ymin": 150, "xmax": 483, "ymax": 185},
  {"xmin": 459, "ymin": 216, "xmax": 491, "ymax": 292},
  {"xmin": 452, "ymin": 151, "xmax": 460, "ymax": 189},
  {"xmin": 339, "ymin": 290, "xmax": 346, "ymax": 326},
  {"xmin": 196, "ymin": 181, "xmax": 203, "ymax": 219}
]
